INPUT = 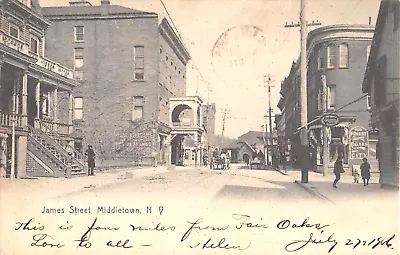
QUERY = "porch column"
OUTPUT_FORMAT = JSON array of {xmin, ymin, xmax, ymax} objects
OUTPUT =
[
  {"xmin": 53, "ymin": 87, "xmax": 58, "ymax": 123},
  {"xmin": 17, "ymin": 136, "xmax": 27, "ymax": 178},
  {"xmin": 0, "ymin": 60, "xmax": 3, "ymax": 90},
  {"xmin": 15, "ymin": 79, "xmax": 20, "ymax": 115},
  {"xmin": 35, "ymin": 80, "xmax": 41, "ymax": 120},
  {"xmin": 21, "ymin": 71, "xmax": 28, "ymax": 127},
  {"xmin": 0, "ymin": 132, "xmax": 7, "ymax": 179},
  {"xmin": 167, "ymin": 135, "xmax": 172, "ymax": 167},
  {"xmin": 68, "ymin": 92, "xmax": 73, "ymax": 128}
]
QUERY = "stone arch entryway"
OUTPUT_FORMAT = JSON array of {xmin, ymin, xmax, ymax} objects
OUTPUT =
[
  {"xmin": 169, "ymin": 97, "xmax": 205, "ymax": 166},
  {"xmin": 171, "ymin": 104, "xmax": 194, "ymax": 126},
  {"xmin": 243, "ymin": 153, "xmax": 250, "ymax": 165},
  {"xmin": 171, "ymin": 134, "xmax": 184, "ymax": 165}
]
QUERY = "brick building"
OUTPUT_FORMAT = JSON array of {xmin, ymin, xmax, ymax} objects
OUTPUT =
[
  {"xmin": 279, "ymin": 24, "xmax": 376, "ymax": 171},
  {"xmin": 0, "ymin": 0, "xmax": 85, "ymax": 178},
  {"xmin": 362, "ymin": 1, "xmax": 399, "ymax": 188},
  {"xmin": 42, "ymin": 0, "xmax": 191, "ymax": 167},
  {"xmin": 279, "ymin": 61, "xmax": 302, "ymax": 167}
]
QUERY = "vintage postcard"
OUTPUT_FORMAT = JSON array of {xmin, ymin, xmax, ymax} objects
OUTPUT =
[{"xmin": 0, "ymin": 0, "xmax": 399, "ymax": 254}]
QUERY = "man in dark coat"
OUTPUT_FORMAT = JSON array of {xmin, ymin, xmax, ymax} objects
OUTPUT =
[
  {"xmin": 332, "ymin": 155, "xmax": 345, "ymax": 188},
  {"xmin": 360, "ymin": 157, "xmax": 371, "ymax": 186},
  {"xmin": 85, "ymin": 145, "xmax": 96, "ymax": 176}
]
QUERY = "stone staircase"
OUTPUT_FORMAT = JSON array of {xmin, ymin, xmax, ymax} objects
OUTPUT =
[{"xmin": 26, "ymin": 123, "xmax": 86, "ymax": 178}]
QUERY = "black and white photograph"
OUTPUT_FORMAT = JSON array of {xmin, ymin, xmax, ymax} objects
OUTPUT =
[{"xmin": 0, "ymin": 0, "xmax": 399, "ymax": 254}]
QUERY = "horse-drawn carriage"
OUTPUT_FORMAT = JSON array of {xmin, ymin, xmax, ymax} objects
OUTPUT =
[{"xmin": 250, "ymin": 157, "xmax": 264, "ymax": 169}]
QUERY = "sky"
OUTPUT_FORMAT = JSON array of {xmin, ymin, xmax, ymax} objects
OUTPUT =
[{"xmin": 40, "ymin": 0, "xmax": 381, "ymax": 138}]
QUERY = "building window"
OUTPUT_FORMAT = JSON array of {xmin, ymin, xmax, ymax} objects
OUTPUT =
[
  {"xmin": 317, "ymin": 88, "xmax": 323, "ymax": 111},
  {"xmin": 327, "ymin": 85, "xmax": 336, "ymax": 109},
  {"xmin": 74, "ymin": 97, "xmax": 83, "ymax": 120},
  {"xmin": 327, "ymin": 44, "xmax": 336, "ymax": 68},
  {"xmin": 75, "ymin": 71, "xmax": 84, "ymax": 80},
  {"xmin": 74, "ymin": 48, "xmax": 84, "ymax": 80},
  {"xmin": 134, "ymin": 46, "xmax": 144, "ymax": 81},
  {"xmin": 339, "ymin": 43, "xmax": 349, "ymax": 68},
  {"xmin": 9, "ymin": 23, "xmax": 19, "ymax": 39},
  {"xmin": 317, "ymin": 48, "xmax": 325, "ymax": 70},
  {"xmin": 132, "ymin": 96, "xmax": 144, "ymax": 120},
  {"xmin": 74, "ymin": 26, "xmax": 84, "ymax": 42},
  {"xmin": 30, "ymin": 35, "xmax": 39, "ymax": 54},
  {"xmin": 41, "ymin": 94, "xmax": 50, "ymax": 117}
]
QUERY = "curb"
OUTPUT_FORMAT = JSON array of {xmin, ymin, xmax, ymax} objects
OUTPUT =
[
  {"xmin": 294, "ymin": 180, "xmax": 335, "ymax": 205},
  {"xmin": 275, "ymin": 169, "xmax": 288, "ymax": 176}
]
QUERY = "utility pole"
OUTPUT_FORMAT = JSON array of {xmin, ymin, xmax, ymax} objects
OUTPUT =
[
  {"xmin": 264, "ymin": 75, "xmax": 275, "ymax": 166},
  {"xmin": 321, "ymin": 74, "xmax": 329, "ymax": 176},
  {"xmin": 220, "ymin": 109, "xmax": 230, "ymax": 148},
  {"xmin": 10, "ymin": 80, "xmax": 17, "ymax": 181},
  {"xmin": 285, "ymin": 0, "xmax": 321, "ymax": 183}
]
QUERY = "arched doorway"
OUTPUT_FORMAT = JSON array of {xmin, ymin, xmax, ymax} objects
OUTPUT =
[
  {"xmin": 243, "ymin": 153, "xmax": 250, "ymax": 165},
  {"xmin": 171, "ymin": 135, "xmax": 184, "ymax": 165},
  {"xmin": 171, "ymin": 104, "xmax": 193, "ymax": 126}
]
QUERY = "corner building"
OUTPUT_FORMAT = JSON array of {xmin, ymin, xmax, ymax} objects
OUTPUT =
[
  {"xmin": 42, "ymin": 0, "xmax": 190, "ymax": 167},
  {"xmin": 280, "ymin": 25, "xmax": 376, "ymax": 172},
  {"xmin": 306, "ymin": 25, "xmax": 376, "ymax": 172}
]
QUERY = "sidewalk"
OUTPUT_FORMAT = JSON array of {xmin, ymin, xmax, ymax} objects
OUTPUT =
[
  {"xmin": 0, "ymin": 165, "xmax": 176, "ymax": 200},
  {"xmin": 275, "ymin": 166, "xmax": 398, "ymax": 205}
]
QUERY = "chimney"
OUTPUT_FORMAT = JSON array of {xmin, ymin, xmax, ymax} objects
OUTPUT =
[
  {"xmin": 369, "ymin": 16, "xmax": 372, "ymax": 25},
  {"xmin": 101, "ymin": 0, "xmax": 110, "ymax": 15}
]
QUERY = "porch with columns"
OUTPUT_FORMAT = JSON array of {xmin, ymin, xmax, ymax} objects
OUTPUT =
[{"xmin": 0, "ymin": 58, "xmax": 78, "ymax": 179}]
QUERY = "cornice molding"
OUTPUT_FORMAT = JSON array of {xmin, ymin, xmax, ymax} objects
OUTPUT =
[
  {"xmin": 159, "ymin": 19, "xmax": 190, "ymax": 65},
  {"xmin": 44, "ymin": 13, "xmax": 157, "ymax": 21}
]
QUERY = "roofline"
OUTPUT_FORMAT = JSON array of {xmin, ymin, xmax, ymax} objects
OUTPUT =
[
  {"xmin": 43, "ymin": 12, "xmax": 158, "ymax": 21},
  {"xmin": 159, "ymin": 18, "xmax": 191, "ymax": 65},
  {"xmin": 6, "ymin": 0, "xmax": 51, "ymax": 27},
  {"xmin": 42, "ymin": 5, "xmax": 158, "ymax": 20},
  {"xmin": 284, "ymin": 24, "xmax": 374, "ymax": 85},
  {"xmin": 362, "ymin": 1, "xmax": 391, "ymax": 93},
  {"xmin": 307, "ymin": 24, "xmax": 375, "ymax": 44}
]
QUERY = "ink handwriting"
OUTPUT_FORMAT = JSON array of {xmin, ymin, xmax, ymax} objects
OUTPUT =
[
  {"xmin": 15, "ymin": 218, "xmax": 45, "ymax": 231},
  {"xmin": 181, "ymin": 218, "xmax": 230, "ymax": 242},
  {"xmin": 285, "ymin": 231, "xmax": 338, "ymax": 253},
  {"xmin": 31, "ymin": 234, "xmax": 64, "ymax": 248}
]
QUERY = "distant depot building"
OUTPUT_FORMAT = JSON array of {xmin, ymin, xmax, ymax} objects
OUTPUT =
[
  {"xmin": 279, "ymin": 24, "xmax": 376, "ymax": 172},
  {"xmin": 42, "ymin": 0, "xmax": 191, "ymax": 167}
]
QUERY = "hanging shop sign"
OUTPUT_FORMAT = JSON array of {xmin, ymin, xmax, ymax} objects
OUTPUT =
[
  {"xmin": 321, "ymin": 114, "xmax": 340, "ymax": 127},
  {"xmin": 349, "ymin": 126, "xmax": 369, "ymax": 159}
]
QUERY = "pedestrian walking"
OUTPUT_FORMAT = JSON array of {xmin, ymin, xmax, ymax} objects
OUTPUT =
[
  {"xmin": 332, "ymin": 155, "xmax": 345, "ymax": 188},
  {"xmin": 85, "ymin": 145, "xmax": 96, "ymax": 176},
  {"xmin": 360, "ymin": 157, "xmax": 371, "ymax": 186},
  {"xmin": 257, "ymin": 150, "xmax": 265, "ymax": 168},
  {"xmin": 280, "ymin": 152, "xmax": 287, "ymax": 172}
]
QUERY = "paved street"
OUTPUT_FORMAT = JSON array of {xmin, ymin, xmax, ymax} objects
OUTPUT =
[{"xmin": 1, "ymin": 164, "xmax": 398, "ymax": 255}]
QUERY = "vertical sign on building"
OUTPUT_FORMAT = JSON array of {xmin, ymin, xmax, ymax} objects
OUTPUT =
[{"xmin": 350, "ymin": 126, "xmax": 369, "ymax": 159}]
